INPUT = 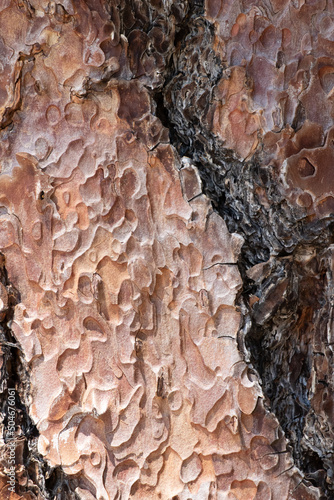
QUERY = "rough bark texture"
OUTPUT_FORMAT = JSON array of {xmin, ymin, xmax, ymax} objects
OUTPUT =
[{"xmin": 0, "ymin": 0, "xmax": 333, "ymax": 499}]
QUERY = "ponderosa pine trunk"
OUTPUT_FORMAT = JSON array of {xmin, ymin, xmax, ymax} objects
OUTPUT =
[{"xmin": 0, "ymin": 1, "xmax": 333, "ymax": 499}]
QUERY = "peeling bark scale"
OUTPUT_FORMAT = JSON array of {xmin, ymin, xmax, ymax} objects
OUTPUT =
[{"xmin": 0, "ymin": 1, "xmax": 333, "ymax": 499}]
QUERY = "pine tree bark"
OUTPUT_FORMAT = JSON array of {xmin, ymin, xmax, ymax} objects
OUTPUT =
[{"xmin": 0, "ymin": 1, "xmax": 332, "ymax": 499}]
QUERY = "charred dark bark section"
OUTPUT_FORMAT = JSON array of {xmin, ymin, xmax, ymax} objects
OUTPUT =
[{"xmin": 244, "ymin": 247, "xmax": 334, "ymax": 486}]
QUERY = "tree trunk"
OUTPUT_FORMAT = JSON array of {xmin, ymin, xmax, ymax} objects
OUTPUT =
[{"xmin": 0, "ymin": 1, "xmax": 332, "ymax": 499}]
